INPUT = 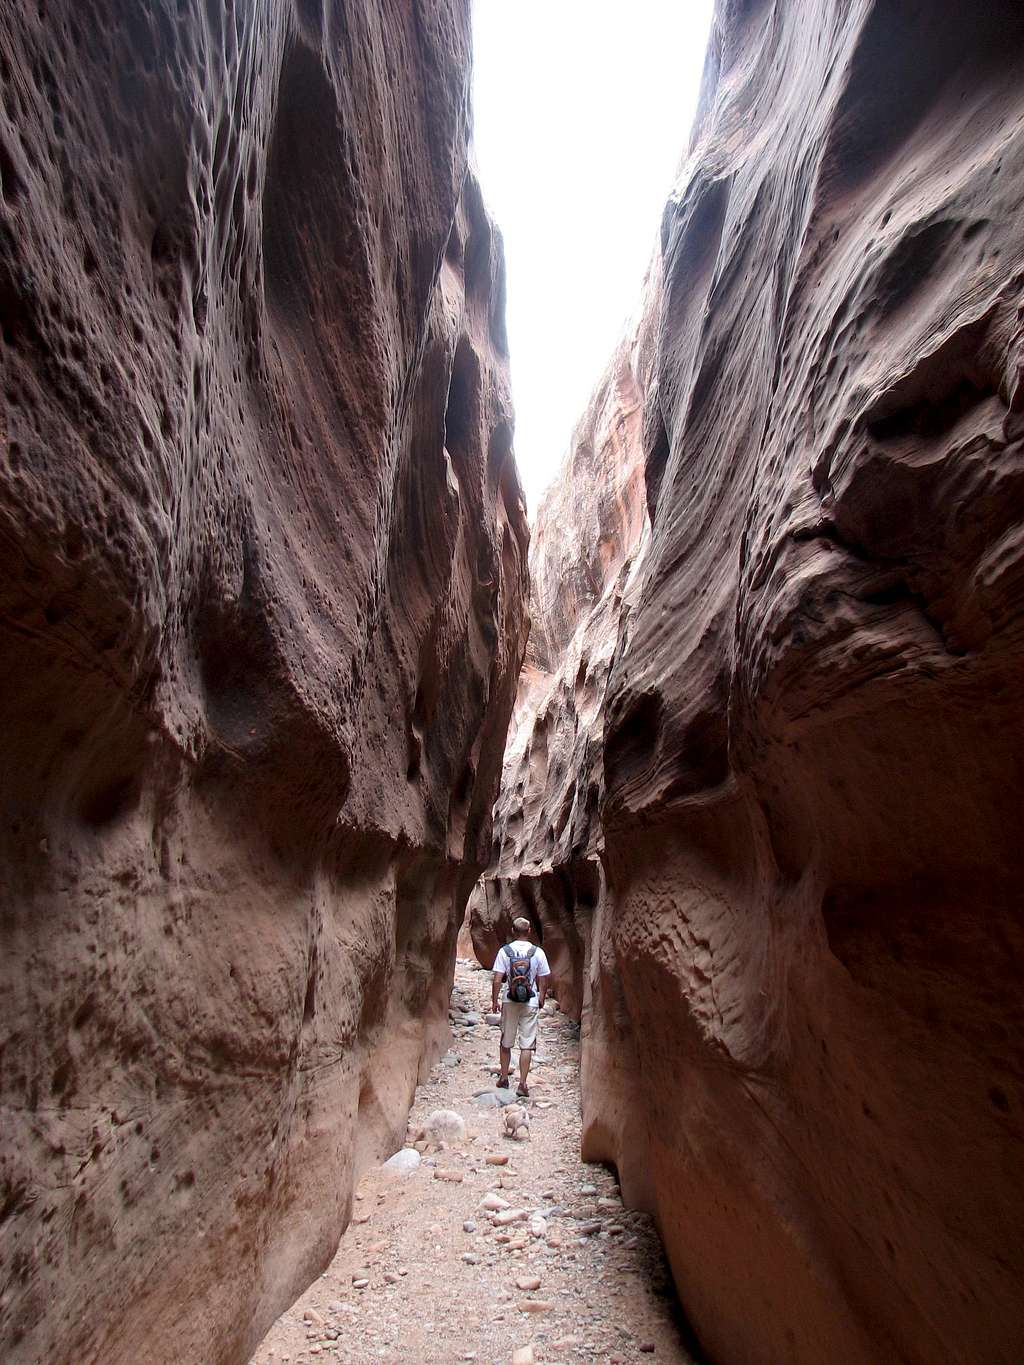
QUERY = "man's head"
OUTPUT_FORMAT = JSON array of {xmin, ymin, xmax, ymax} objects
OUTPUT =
[{"xmin": 512, "ymin": 916, "xmax": 532, "ymax": 938}]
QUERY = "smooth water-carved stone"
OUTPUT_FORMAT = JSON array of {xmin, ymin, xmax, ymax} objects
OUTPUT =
[{"xmin": 0, "ymin": 3, "xmax": 527, "ymax": 1362}]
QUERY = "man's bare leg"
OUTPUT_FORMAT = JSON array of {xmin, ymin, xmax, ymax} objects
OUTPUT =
[
  {"xmin": 498, "ymin": 1044, "xmax": 511, "ymax": 1086},
  {"xmin": 518, "ymin": 1047, "xmax": 532, "ymax": 1090}
]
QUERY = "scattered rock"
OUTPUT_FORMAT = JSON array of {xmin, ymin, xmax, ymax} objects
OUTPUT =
[
  {"xmin": 492, "ymin": 1209, "xmax": 529, "ymax": 1227},
  {"xmin": 382, "ymin": 1149, "xmax": 421, "ymax": 1176},
  {"xmin": 511, "ymin": 1348, "xmax": 535, "ymax": 1365},
  {"xmin": 252, "ymin": 964, "xmax": 680, "ymax": 1363},
  {"xmin": 434, "ymin": 1169, "xmax": 465, "ymax": 1183},
  {"xmin": 472, "ymin": 1089, "xmax": 518, "ymax": 1109}
]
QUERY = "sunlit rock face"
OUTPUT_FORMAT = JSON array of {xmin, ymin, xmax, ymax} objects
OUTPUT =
[
  {"xmin": 485, "ymin": 0, "xmax": 1024, "ymax": 1361},
  {"xmin": 0, "ymin": 3, "xmax": 528, "ymax": 1361},
  {"xmin": 469, "ymin": 289, "xmax": 655, "ymax": 1018}
]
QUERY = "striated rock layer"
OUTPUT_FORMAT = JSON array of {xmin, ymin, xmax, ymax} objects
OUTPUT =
[
  {"xmin": 0, "ymin": 3, "xmax": 528, "ymax": 1362},
  {"xmin": 482, "ymin": 2, "xmax": 1024, "ymax": 1362},
  {"xmin": 469, "ymin": 293, "xmax": 654, "ymax": 1019}
]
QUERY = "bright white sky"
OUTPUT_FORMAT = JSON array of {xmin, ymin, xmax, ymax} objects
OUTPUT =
[{"xmin": 471, "ymin": 0, "xmax": 715, "ymax": 514}]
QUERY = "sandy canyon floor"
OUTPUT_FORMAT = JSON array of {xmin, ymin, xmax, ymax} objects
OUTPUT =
[{"xmin": 250, "ymin": 960, "xmax": 696, "ymax": 1365}]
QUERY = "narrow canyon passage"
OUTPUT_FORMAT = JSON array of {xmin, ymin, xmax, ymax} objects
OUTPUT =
[
  {"xmin": 251, "ymin": 960, "xmax": 695, "ymax": 1365},
  {"xmin": 3, "ymin": 1, "xmax": 1024, "ymax": 1362}
]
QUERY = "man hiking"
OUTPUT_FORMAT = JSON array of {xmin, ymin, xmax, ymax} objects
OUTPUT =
[{"xmin": 491, "ymin": 916, "xmax": 551, "ymax": 1097}]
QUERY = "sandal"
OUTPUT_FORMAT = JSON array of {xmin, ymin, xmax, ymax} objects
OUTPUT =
[
  {"xmin": 517, "ymin": 1083, "xmax": 529, "ymax": 1098},
  {"xmin": 496, "ymin": 1075, "xmax": 510, "ymax": 1089}
]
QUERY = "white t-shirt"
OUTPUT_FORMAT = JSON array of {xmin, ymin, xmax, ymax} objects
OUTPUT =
[{"xmin": 492, "ymin": 941, "xmax": 551, "ymax": 1004}]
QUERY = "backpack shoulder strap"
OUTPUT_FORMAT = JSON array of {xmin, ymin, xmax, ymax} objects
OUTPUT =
[{"xmin": 525, "ymin": 945, "xmax": 536, "ymax": 959}]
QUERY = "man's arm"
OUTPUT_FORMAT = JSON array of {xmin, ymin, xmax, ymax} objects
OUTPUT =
[
  {"xmin": 537, "ymin": 972, "xmax": 551, "ymax": 1008},
  {"xmin": 490, "ymin": 948, "xmax": 507, "ymax": 1012}
]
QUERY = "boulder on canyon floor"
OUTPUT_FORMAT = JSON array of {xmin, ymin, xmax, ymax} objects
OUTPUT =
[
  {"xmin": 0, "ymin": 3, "xmax": 527, "ymax": 1362},
  {"xmin": 482, "ymin": 1, "xmax": 1024, "ymax": 1362}
]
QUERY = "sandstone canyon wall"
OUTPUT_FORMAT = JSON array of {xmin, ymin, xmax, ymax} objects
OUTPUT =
[
  {"xmin": 0, "ymin": 3, "xmax": 528, "ymax": 1362},
  {"xmin": 468, "ymin": 292, "xmax": 654, "ymax": 1019},
  {"xmin": 480, "ymin": 1, "xmax": 1024, "ymax": 1362}
]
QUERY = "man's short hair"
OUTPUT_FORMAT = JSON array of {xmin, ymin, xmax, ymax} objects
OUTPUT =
[{"xmin": 512, "ymin": 916, "xmax": 531, "ymax": 932}]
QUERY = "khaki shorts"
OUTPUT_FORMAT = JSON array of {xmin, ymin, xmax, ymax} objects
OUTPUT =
[{"xmin": 500, "ymin": 1000, "xmax": 539, "ymax": 1051}]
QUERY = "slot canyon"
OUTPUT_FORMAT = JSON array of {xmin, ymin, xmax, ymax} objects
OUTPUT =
[{"xmin": 2, "ymin": 2, "xmax": 1024, "ymax": 1364}]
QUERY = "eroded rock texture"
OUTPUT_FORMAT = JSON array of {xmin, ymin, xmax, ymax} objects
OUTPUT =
[
  {"xmin": 0, "ymin": 3, "xmax": 528, "ymax": 1361},
  {"xmin": 484, "ymin": 2, "xmax": 1024, "ymax": 1362},
  {"xmin": 469, "ymin": 298, "xmax": 653, "ymax": 1019}
]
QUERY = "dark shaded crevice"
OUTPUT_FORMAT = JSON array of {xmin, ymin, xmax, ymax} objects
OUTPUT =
[
  {"xmin": 789, "ymin": 520, "xmax": 960, "ymax": 653},
  {"xmin": 604, "ymin": 691, "xmax": 663, "ymax": 797}
]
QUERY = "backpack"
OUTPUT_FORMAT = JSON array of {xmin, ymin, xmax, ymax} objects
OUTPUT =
[{"xmin": 504, "ymin": 943, "xmax": 536, "ymax": 1003}]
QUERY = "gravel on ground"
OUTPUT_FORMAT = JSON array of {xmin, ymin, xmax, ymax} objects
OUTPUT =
[{"xmin": 250, "ymin": 960, "xmax": 696, "ymax": 1365}]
